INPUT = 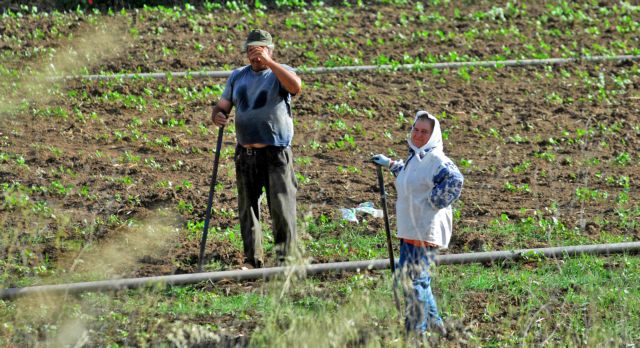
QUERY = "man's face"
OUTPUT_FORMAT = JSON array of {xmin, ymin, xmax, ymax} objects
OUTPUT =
[
  {"xmin": 411, "ymin": 119, "xmax": 433, "ymax": 148},
  {"xmin": 247, "ymin": 45, "xmax": 270, "ymax": 70}
]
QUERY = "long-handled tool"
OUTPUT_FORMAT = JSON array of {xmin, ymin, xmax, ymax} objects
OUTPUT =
[
  {"xmin": 375, "ymin": 164, "xmax": 401, "ymax": 313},
  {"xmin": 375, "ymin": 164, "xmax": 395, "ymax": 272},
  {"xmin": 198, "ymin": 126, "xmax": 224, "ymax": 271}
]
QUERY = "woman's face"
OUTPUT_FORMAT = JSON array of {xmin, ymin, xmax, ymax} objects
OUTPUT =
[{"xmin": 411, "ymin": 119, "xmax": 433, "ymax": 148}]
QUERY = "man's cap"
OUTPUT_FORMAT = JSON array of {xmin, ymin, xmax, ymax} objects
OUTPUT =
[{"xmin": 243, "ymin": 29, "xmax": 274, "ymax": 52}]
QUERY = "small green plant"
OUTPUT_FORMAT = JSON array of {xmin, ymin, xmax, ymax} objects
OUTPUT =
[
  {"xmin": 15, "ymin": 155, "xmax": 26, "ymax": 167},
  {"xmin": 504, "ymin": 181, "xmax": 530, "ymax": 193},
  {"xmin": 614, "ymin": 152, "xmax": 631, "ymax": 166},
  {"xmin": 337, "ymin": 165, "xmax": 361, "ymax": 174},
  {"xmin": 107, "ymin": 214, "xmax": 123, "ymax": 226},
  {"xmin": 309, "ymin": 140, "xmax": 321, "ymax": 150},
  {"xmin": 176, "ymin": 180, "xmax": 193, "ymax": 192},
  {"xmin": 121, "ymin": 151, "xmax": 141, "ymax": 163},
  {"xmin": 459, "ymin": 158, "xmax": 473, "ymax": 169},
  {"xmin": 49, "ymin": 180, "xmax": 73, "ymax": 196},
  {"xmin": 295, "ymin": 156, "xmax": 312, "ymax": 166},
  {"xmin": 508, "ymin": 134, "xmax": 528, "ymax": 144},
  {"xmin": 144, "ymin": 157, "xmax": 162, "ymax": 169},
  {"xmin": 576, "ymin": 187, "xmax": 609, "ymax": 202},
  {"xmin": 47, "ymin": 146, "xmax": 63, "ymax": 157},
  {"xmin": 295, "ymin": 172, "xmax": 311, "ymax": 185},
  {"xmin": 177, "ymin": 200, "xmax": 194, "ymax": 214},
  {"xmin": 118, "ymin": 176, "xmax": 133, "ymax": 186},
  {"xmin": 171, "ymin": 160, "xmax": 184, "ymax": 171},
  {"xmin": 512, "ymin": 160, "xmax": 531, "ymax": 174},
  {"xmin": 535, "ymin": 151, "xmax": 556, "ymax": 162}
]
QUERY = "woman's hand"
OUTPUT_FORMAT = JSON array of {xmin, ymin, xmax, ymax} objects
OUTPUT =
[{"xmin": 372, "ymin": 154, "xmax": 391, "ymax": 167}]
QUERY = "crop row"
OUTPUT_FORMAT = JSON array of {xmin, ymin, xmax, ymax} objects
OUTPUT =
[
  {"xmin": 1, "ymin": 1, "xmax": 639, "ymax": 76},
  {"xmin": 0, "ymin": 64, "xmax": 640, "ymax": 227}
]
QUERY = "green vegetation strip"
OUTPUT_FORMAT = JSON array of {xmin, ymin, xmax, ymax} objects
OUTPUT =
[
  {"xmin": 3, "ymin": 242, "xmax": 639, "ymax": 300},
  {"xmin": 3, "ymin": 254, "xmax": 638, "ymax": 346}
]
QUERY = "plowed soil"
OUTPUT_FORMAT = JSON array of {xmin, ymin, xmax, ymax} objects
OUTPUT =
[{"xmin": 1, "ymin": 0, "xmax": 638, "ymax": 311}]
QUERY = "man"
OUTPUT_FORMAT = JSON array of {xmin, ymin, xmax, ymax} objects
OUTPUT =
[{"xmin": 211, "ymin": 29, "xmax": 301, "ymax": 268}]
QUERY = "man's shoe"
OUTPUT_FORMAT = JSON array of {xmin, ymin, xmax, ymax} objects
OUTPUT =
[
  {"xmin": 239, "ymin": 262, "xmax": 254, "ymax": 270},
  {"xmin": 241, "ymin": 258, "xmax": 263, "ymax": 269}
]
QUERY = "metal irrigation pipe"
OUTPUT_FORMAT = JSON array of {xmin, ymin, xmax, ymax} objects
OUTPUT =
[
  {"xmin": 64, "ymin": 54, "xmax": 640, "ymax": 81},
  {"xmin": 2, "ymin": 242, "xmax": 639, "ymax": 300}
]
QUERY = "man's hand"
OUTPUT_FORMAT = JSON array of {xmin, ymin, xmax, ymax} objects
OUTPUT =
[
  {"xmin": 248, "ymin": 46, "xmax": 273, "ymax": 66},
  {"xmin": 211, "ymin": 99, "xmax": 232, "ymax": 127},
  {"xmin": 212, "ymin": 111, "xmax": 229, "ymax": 127},
  {"xmin": 372, "ymin": 154, "xmax": 391, "ymax": 167}
]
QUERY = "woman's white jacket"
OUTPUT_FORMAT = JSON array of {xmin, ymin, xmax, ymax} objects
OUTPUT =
[{"xmin": 390, "ymin": 113, "xmax": 464, "ymax": 248}]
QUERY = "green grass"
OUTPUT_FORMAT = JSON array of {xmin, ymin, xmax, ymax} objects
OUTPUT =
[
  {"xmin": 440, "ymin": 254, "xmax": 640, "ymax": 346},
  {"xmin": 2, "ymin": 254, "xmax": 638, "ymax": 346},
  {"xmin": 3, "ymin": 190, "xmax": 639, "ymax": 347},
  {"xmin": 157, "ymin": 287, "xmax": 268, "ymax": 317},
  {"xmin": 304, "ymin": 220, "xmax": 390, "ymax": 260}
]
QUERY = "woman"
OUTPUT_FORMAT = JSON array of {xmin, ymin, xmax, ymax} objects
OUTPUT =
[{"xmin": 372, "ymin": 110, "xmax": 464, "ymax": 335}]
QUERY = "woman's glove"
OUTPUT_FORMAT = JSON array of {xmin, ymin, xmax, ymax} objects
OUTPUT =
[{"xmin": 371, "ymin": 154, "xmax": 391, "ymax": 167}]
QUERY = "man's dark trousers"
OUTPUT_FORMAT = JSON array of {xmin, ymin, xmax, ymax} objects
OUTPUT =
[{"xmin": 234, "ymin": 145, "xmax": 297, "ymax": 267}]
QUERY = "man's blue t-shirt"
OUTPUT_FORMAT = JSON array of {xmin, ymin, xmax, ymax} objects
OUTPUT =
[{"xmin": 221, "ymin": 65, "xmax": 294, "ymax": 147}]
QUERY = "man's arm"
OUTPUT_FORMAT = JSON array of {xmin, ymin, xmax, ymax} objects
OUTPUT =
[
  {"xmin": 267, "ymin": 60, "xmax": 302, "ymax": 95},
  {"xmin": 250, "ymin": 47, "xmax": 301, "ymax": 95},
  {"xmin": 211, "ymin": 98, "xmax": 233, "ymax": 127}
]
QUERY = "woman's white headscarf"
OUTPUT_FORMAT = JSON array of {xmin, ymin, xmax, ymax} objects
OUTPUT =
[{"xmin": 407, "ymin": 110, "xmax": 443, "ymax": 161}]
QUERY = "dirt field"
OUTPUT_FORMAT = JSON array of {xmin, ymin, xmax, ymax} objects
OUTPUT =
[
  {"xmin": 1, "ymin": 2, "xmax": 639, "ymax": 343},
  {"xmin": 0, "ymin": 1, "xmax": 640, "ymax": 345}
]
